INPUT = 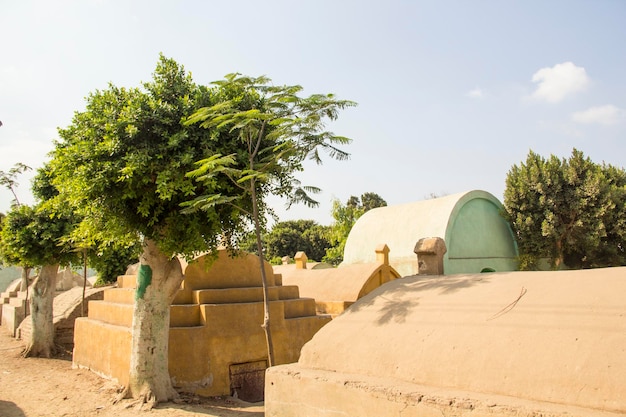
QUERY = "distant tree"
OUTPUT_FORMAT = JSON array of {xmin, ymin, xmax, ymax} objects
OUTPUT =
[
  {"xmin": 424, "ymin": 191, "xmax": 448, "ymax": 200},
  {"xmin": 324, "ymin": 192, "xmax": 387, "ymax": 265},
  {"xmin": 184, "ymin": 73, "xmax": 355, "ymax": 366},
  {"xmin": 503, "ymin": 148, "xmax": 626, "ymax": 269},
  {"xmin": 261, "ymin": 220, "xmax": 330, "ymax": 263},
  {"xmin": 48, "ymin": 56, "xmax": 245, "ymax": 406},
  {"xmin": 360, "ymin": 192, "xmax": 387, "ymax": 211},
  {"xmin": 0, "ymin": 207, "xmax": 35, "ymax": 293},
  {"xmin": 89, "ymin": 240, "xmax": 141, "ymax": 285},
  {"xmin": 0, "ymin": 163, "xmax": 33, "ymax": 291},
  {"xmin": 0, "ymin": 163, "xmax": 31, "ymax": 207}
]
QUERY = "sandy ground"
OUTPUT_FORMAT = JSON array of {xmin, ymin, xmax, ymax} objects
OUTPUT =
[{"xmin": 0, "ymin": 332, "xmax": 264, "ymax": 417}]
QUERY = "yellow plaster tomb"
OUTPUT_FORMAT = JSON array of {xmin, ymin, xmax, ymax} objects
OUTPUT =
[
  {"xmin": 275, "ymin": 244, "xmax": 401, "ymax": 316},
  {"xmin": 72, "ymin": 249, "xmax": 330, "ymax": 400},
  {"xmin": 266, "ymin": 267, "xmax": 626, "ymax": 416}
]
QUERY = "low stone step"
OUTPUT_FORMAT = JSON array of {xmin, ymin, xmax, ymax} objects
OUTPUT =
[
  {"xmin": 282, "ymin": 298, "xmax": 317, "ymax": 319},
  {"xmin": 87, "ymin": 300, "xmax": 133, "ymax": 327},
  {"xmin": 116, "ymin": 275, "xmax": 137, "ymax": 289},
  {"xmin": 170, "ymin": 304, "xmax": 201, "ymax": 327},
  {"xmin": 1, "ymin": 290, "xmax": 18, "ymax": 299},
  {"xmin": 8, "ymin": 297, "xmax": 27, "ymax": 308},
  {"xmin": 277, "ymin": 285, "xmax": 299, "ymax": 300},
  {"xmin": 172, "ymin": 287, "xmax": 193, "ymax": 304},
  {"xmin": 103, "ymin": 287, "xmax": 135, "ymax": 304},
  {"xmin": 194, "ymin": 287, "xmax": 272, "ymax": 304},
  {"xmin": 192, "ymin": 285, "xmax": 303, "ymax": 305},
  {"xmin": 2, "ymin": 303, "xmax": 27, "ymax": 337}
]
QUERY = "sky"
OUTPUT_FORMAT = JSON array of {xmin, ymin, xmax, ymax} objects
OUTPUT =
[{"xmin": 1, "ymin": 0, "xmax": 625, "ymax": 226}]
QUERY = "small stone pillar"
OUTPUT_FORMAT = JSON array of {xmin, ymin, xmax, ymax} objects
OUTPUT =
[
  {"xmin": 375, "ymin": 244, "xmax": 390, "ymax": 266},
  {"xmin": 281, "ymin": 256, "xmax": 291, "ymax": 265},
  {"xmin": 295, "ymin": 252, "xmax": 308, "ymax": 269},
  {"xmin": 414, "ymin": 237, "xmax": 447, "ymax": 275}
]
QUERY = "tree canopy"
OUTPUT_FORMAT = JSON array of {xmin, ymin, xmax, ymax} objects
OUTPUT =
[
  {"xmin": 503, "ymin": 148, "xmax": 626, "ymax": 269},
  {"xmin": 49, "ymin": 56, "xmax": 247, "ymax": 257},
  {"xmin": 252, "ymin": 220, "xmax": 330, "ymax": 264}
]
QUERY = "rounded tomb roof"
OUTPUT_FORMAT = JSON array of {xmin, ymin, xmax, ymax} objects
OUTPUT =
[
  {"xmin": 342, "ymin": 190, "xmax": 517, "ymax": 276},
  {"xmin": 297, "ymin": 267, "xmax": 626, "ymax": 413}
]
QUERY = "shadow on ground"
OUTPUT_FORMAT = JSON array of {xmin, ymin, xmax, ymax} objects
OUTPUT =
[{"xmin": 0, "ymin": 400, "xmax": 26, "ymax": 417}]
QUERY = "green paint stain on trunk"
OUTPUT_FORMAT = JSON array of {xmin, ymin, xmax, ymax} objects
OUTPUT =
[{"xmin": 136, "ymin": 264, "xmax": 152, "ymax": 301}]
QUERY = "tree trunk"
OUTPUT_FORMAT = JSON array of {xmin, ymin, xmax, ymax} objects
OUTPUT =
[
  {"xmin": 81, "ymin": 249, "xmax": 87, "ymax": 317},
  {"xmin": 23, "ymin": 263, "xmax": 58, "ymax": 358},
  {"xmin": 126, "ymin": 239, "xmax": 183, "ymax": 407},
  {"xmin": 250, "ymin": 179, "xmax": 275, "ymax": 367},
  {"xmin": 554, "ymin": 238, "xmax": 564, "ymax": 269},
  {"xmin": 19, "ymin": 266, "xmax": 31, "ymax": 297}
]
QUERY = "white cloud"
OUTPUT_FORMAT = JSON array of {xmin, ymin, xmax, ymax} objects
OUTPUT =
[
  {"xmin": 466, "ymin": 87, "xmax": 484, "ymax": 99},
  {"xmin": 531, "ymin": 62, "xmax": 590, "ymax": 103},
  {"xmin": 571, "ymin": 105, "xmax": 626, "ymax": 126}
]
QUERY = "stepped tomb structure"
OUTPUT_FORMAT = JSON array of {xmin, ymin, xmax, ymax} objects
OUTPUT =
[{"xmin": 72, "ymin": 249, "xmax": 330, "ymax": 402}]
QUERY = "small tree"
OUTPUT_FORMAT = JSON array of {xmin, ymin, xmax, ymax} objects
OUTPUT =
[
  {"xmin": 0, "ymin": 207, "xmax": 35, "ymax": 294},
  {"xmin": 0, "ymin": 203, "xmax": 76, "ymax": 357},
  {"xmin": 504, "ymin": 148, "xmax": 626, "ymax": 269},
  {"xmin": 0, "ymin": 163, "xmax": 32, "ymax": 207},
  {"xmin": 184, "ymin": 73, "xmax": 355, "ymax": 366},
  {"xmin": 0, "ymin": 163, "xmax": 32, "ymax": 291},
  {"xmin": 324, "ymin": 192, "xmax": 387, "ymax": 265}
]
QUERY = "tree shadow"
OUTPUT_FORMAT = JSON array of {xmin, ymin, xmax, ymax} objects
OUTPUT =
[
  {"xmin": 0, "ymin": 400, "xmax": 26, "ymax": 417},
  {"xmin": 408, "ymin": 273, "xmax": 492, "ymax": 295},
  {"xmin": 347, "ymin": 273, "xmax": 493, "ymax": 326}
]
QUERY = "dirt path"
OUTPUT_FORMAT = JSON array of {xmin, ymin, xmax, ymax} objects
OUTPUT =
[{"xmin": 0, "ymin": 332, "xmax": 264, "ymax": 417}]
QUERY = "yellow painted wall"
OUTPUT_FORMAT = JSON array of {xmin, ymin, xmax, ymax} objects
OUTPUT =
[{"xmin": 73, "ymin": 250, "xmax": 330, "ymax": 397}]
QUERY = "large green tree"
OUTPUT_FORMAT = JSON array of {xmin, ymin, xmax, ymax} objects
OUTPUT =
[
  {"xmin": 504, "ymin": 148, "xmax": 626, "ymax": 269},
  {"xmin": 48, "ymin": 56, "xmax": 245, "ymax": 406},
  {"xmin": 184, "ymin": 73, "xmax": 355, "ymax": 366},
  {"xmin": 324, "ymin": 192, "xmax": 387, "ymax": 265}
]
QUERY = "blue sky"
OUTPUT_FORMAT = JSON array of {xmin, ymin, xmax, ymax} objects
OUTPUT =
[{"xmin": 1, "ymin": 1, "xmax": 625, "ymax": 225}]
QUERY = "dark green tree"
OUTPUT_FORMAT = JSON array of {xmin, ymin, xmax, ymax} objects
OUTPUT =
[
  {"xmin": 261, "ymin": 220, "xmax": 330, "ymax": 263},
  {"xmin": 184, "ymin": 73, "xmax": 355, "ymax": 366},
  {"xmin": 324, "ymin": 192, "xmax": 387, "ymax": 265},
  {"xmin": 504, "ymin": 148, "xmax": 626, "ymax": 269},
  {"xmin": 48, "ymin": 56, "xmax": 245, "ymax": 405},
  {"xmin": 89, "ymin": 240, "xmax": 141, "ymax": 285}
]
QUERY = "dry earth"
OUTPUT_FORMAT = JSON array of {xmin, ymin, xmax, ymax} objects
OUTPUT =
[{"xmin": 0, "ymin": 332, "xmax": 264, "ymax": 417}]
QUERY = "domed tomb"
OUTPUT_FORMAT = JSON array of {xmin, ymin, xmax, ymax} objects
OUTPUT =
[
  {"xmin": 266, "ymin": 267, "xmax": 626, "ymax": 416},
  {"xmin": 342, "ymin": 190, "xmax": 518, "ymax": 276}
]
